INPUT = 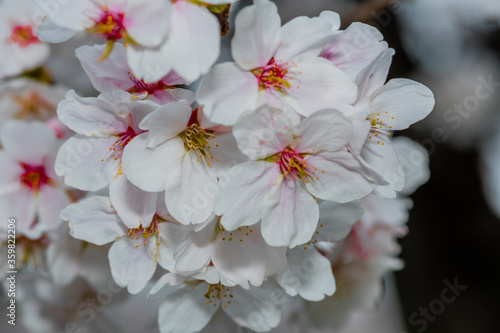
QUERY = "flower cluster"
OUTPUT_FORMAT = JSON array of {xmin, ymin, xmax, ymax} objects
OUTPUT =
[{"xmin": 0, "ymin": 0, "xmax": 434, "ymax": 332}]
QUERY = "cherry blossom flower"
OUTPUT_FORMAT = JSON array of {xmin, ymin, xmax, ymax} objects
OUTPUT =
[
  {"xmin": 75, "ymin": 43, "xmax": 195, "ymax": 104},
  {"xmin": 0, "ymin": 0, "xmax": 50, "ymax": 79},
  {"xmin": 215, "ymin": 106, "xmax": 374, "ymax": 248},
  {"xmin": 348, "ymin": 48, "xmax": 435, "ymax": 198},
  {"xmin": 151, "ymin": 277, "xmax": 281, "ymax": 333},
  {"xmin": 37, "ymin": 0, "xmax": 171, "ymax": 58},
  {"xmin": 171, "ymin": 217, "xmax": 286, "ymax": 289},
  {"xmin": 197, "ymin": 0, "xmax": 357, "ymax": 126},
  {"xmin": 61, "ymin": 194, "xmax": 178, "ymax": 294},
  {"xmin": 0, "ymin": 120, "xmax": 70, "ymax": 239},
  {"xmin": 122, "ymin": 100, "xmax": 244, "ymax": 225}
]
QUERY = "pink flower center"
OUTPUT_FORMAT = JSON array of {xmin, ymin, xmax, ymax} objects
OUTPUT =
[
  {"xmin": 128, "ymin": 73, "xmax": 175, "ymax": 95},
  {"xmin": 252, "ymin": 57, "xmax": 291, "ymax": 92},
  {"xmin": 103, "ymin": 126, "xmax": 138, "ymax": 162},
  {"xmin": 277, "ymin": 147, "xmax": 315, "ymax": 182},
  {"xmin": 89, "ymin": 8, "xmax": 127, "ymax": 41},
  {"xmin": 7, "ymin": 25, "xmax": 40, "ymax": 48},
  {"xmin": 19, "ymin": 163, "xmax": 53, "ymax": 193}
]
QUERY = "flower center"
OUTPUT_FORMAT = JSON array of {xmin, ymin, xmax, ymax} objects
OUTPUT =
[
  {"xmin": 127, "ymin": 73, "xmax": 176, "ymax": 95},
  {"xmin": 366, "ymin": 111, "xmax": 394, "ymax": 145},
  {"xmin": 7, "ymin": 25, "xmax": 40, "ymax": 48},
  {"xmin": 126, "ymin": 215, "xmax": 161, "ymax": 248},
  {"xmin": 277, "ymin": 147, "xmax": 315, "ymax": 182},
  {"xmin": 180, "ymin": 111, "xmax": 216, "ymax": 166},
  {"xmin": 13, "ymin": 91, "xmax": 54, "ymax": 119},
  {"xmin": 251, "ymin": 57, "xmax": 291, "ymax": 93},
  {"xmin": 88, "ymin": 8, "xmax": 127, "ymax": 41},
  {"xmin": 204, "ymin": 282, "xmax": 233, "ymax": 309},
  {"xmin": 19, "ymin": 163, "xmax": 53, "ymax": 193},
  {"xmin": 102, "ymin": 126, "xmax": 138, "ymax": 162}
]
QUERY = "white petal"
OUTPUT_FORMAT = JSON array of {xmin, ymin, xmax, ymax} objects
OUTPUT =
[
  {"xmin": 371, "ymin": 79, "xmax": 435, "ymax": 130},
  {"xmin": 55, "ymin": 135, "xmax": 121, "ymax": 191},
  {"xmin": 125, "ymin": 0, "xmax": 170, "ymax": 47},
  {"xmin": 158, "ymin": 283, "xmax": 218, "ymax": 333},
  {"xmin": 275, "ymin": 16, "xmax": 331, "ymax": 62},
  {"xmin": 262, "ymin": 179, "xmax": 319, "ymax": 248},
  {"xmin": 43, "ymin": 0, "xmax": 95, "ymax": 31},
  {"xmin": 0, "ymin": 151, "xmax": 22, "ymax": 195},
  {"xmin": 122, "ymin": 134, "xmax": 185, "ymax": 192},
  {"xmin": 109, "ymin": 237, "xmax": 157, "ymax": 294},
  {"xmin": 197, "ymin": 62, "xmax": 259, "ymax": 126},
  {"xmin": 232, "ymin": 106, "xmax": 291, "ymax": 160},
  {"xmin": 174, "ymin": 222, "xmax": 214, "ymax": 272},
  {"xmin": 305, "ymin": 151, "xmax": 374, "ymax": 202},
  {"xmin": 316, "ymin": 200, "xmax": 363, "ymax": 243},
  {"xmin": 216, "ymin": 161, "xmax": 282, "ymax": 230},
  {"xmin": 277, "ymin": 246, "xmax": 335, "ymax": 301},
  {"xmin": 1, "ymin": 120, "xmax": 56, "ymax": 165},
  {"xmin": 109, "ymin": 175, "xmax": 157, "ymax": 229},
  {"xmin": 284, "ymin": 59, "xmax": 357, "ymax": 117},
  {"xmin": 294, "ymin": 109, "xmax": 352, "ymax": 154},
  {"xmin": 139, "ymin": 100, "xmax": 191, "ymax": 148},
  {"xmin": 231, "ymin": 0, "xmax": 281, "ymax": 70},
  {"xmin": 392, "ymin": 136, "xmax": 430, "ymax": 195},
  {"xmin": 57, "ymin": 90, "xmax": 127, "ymax": 136},
  {"xmin": 38, "ymin": 186, "xmax": 70, "ymax": 231},
  {"xmin": 0, "ymin": 189, "xmax": 36, "ymax": 238},
  {"xmin": 355, "ymin": 48, "xmax": 394, "ymax": 99},
  {"xmin": 62, "ymin": 196, "xmax": 126, "ymax": 245},
  {"xmin": 165, "ymin": 151, "xmax": 218, "ymax": 225},
  {"xmin": 36, "ymin": 19, "xmax": 76, "ymax": 43}
]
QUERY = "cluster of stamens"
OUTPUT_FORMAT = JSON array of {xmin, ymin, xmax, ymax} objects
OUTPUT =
[
  {"xmin": 88, "ymin": 8, "xmax": 127, "ymax": 41},
  {"xmin": 219, "ymin": 225, "xmax": 253, "ymax": 243},
  {"xmin": 204, "ymin": 282, "xmax": 233, "ymax": 309},
  {"xmin": 7, "ymin": 25, "xmax": 40, "ymax": 48},
  {"xmin": 13, "ymin": 91, "xmax": 54, "ymax": 119},
  {"xmin": 252, "ymin": 57, "xmax": 296, "ymax": 93},
  {"xmin": 102, "ymin": 126, "xmax": 137, "ymax": 162},
  {"xmin": 126, "ymin": 215, "xmax": 161, "ymax": 248},
  {"xmin": 182, "ymin": 123, "xmax": 216, "ymax": 166},
  {"xmin": 276, "ymin": 147, "xmax": 321, "ymax": 183},
  {"xmin": 366, "ymin": 111, "xmax": 394, "ymax": 145},
  {"xmin": 19, "ymin": 163, "xmax": 53, "ymax": 193},
  {"xmin": 128, "ymin": 73, "xmax": 176, "ymax": 95}
]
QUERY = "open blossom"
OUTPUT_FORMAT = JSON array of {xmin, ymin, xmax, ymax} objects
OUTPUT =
[
  {"xmin": 348, "ymin": 48, "xmax": 435, "ymax": 198},
  {"xmin": 61, "ymin": 194, "xmax": 178, "ymax": 294},
  {"xmin": 151, "ymin": 276, "xmax": 281, "ymax": 333},
  {"xmin": 197, "ymin": 0, "xmax": 357, "ymax": 126},
  {"xmin": 0, "ymin": 0, "xmax": 50, "ymax": 79},
  {"xmin": 37, "ymin": 0, "xmax": 171, "ymax": 51},
  {"xmin": 127, "ymin": 0, "xmax": 238, "ymax": 83},
  {"xmin": 0, "ymin": 120, "xmax": 70, "ymax": 239},
  {"xmin": 75, "ymin": 43, "xmax": 195, "ymax": 105},
  {"xmin": 171, "ymin": 217, "xmax": 286, "ymax": 289},
  {"xmin": 215, "ymin": 106, "xmax": 374, "ymax": 248},
  {"xmin": 122, "ymin": 100, "xmax": 244, "ymax": 225}
]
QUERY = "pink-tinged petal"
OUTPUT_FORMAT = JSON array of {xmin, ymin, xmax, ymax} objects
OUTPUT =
[
  {"xmin": 294, "ymin": 109, "xmax": 352, "ymax": 154},
  {"xmin": 0, "ymin": 189, "xmax": 36, "ymax": 238},
  {"xmin": 262, "ymin": 179, "xmax": 319, "ymax": 248},
  {"xmin": 370, "ymin": 79, "xmax": 435, "ymax": 130},
  {"xmin": 55, "ymin": 135, "xmax": 121, "ymax": 191},
  {"xmin": 0, "ymin": 151, "xmax": 22, "ymax": 195},
  {"xmin": 232, "ymin": 0, "xmax": 281, "ymax": 70},
  {"xmin": 165, "ymin": 151, "xmax": 218, "ymax": 225},
  {"xmin": 316, "ymin": 200, "xmax": 363, "ymax": 243},
  {"xmin": 161, "ymin": 1, "xmax": 220, "ymax": 82},
  {"xmin": 356, "ymin": 48, "xmax": 394, "ymax": 99},
  {"xmin": 124, "ymin": 0, "xmax": 170, "ymax": 47},
  {"xmin": 174, "ymin": 222, "xmax": 214, "ymax": 272},
  {"xmin": 232, "ymin": 106, "xmax": 291, "ymax": 160},
  {"xmin": 38, "ymin": 185, "xmax": 70, "ymax": 230},
  {"xmin": 360, "ymin": 135, "xmax": 405, "ymax": 196},
  {"xmin": 109, "ymin": 174, "xmax": 157, "ymax": 229},
  {"xmin": 305, "ymin": 151, "xmax": 374, "ymax": 202},
  {"xmin": 139, "ymin": 100, "xmax": 192, "ymax": 148},
  {"xmin": 216, "ymin": 161, "xmax": 282, "ymax": 230},
  {"xmin": 197, "ymin": 62, "xmax": 259, "ymax": 126},
  {"xmin": 75, "ymin": 44, "xmax": 134, "ymax": 93},
  {"xmin": 122, "ymin": 134, "xmax": 185, "ymax": 192},
  {"xmin": 284, "ymin": 58, "xmax": 357, "ymax": 117},
  {"xmin": 149, "ymin": 88, "xmax": 195, "ymax": 105},
  {"xmin": 223, "ymin": 283, "xmax": 281, "ymax": 332},
  {"xmin": 275, "ymin": 16, "xmax": 331, "ymax": 62},
  {"xmin": 277, "ymin": 246, "xmax": 335, "ymax": 301},
  {"xmin": 322, "ymin": 22, "xmax": 389, "ymax": 81},
  {"xmin": 62, "ymin": 196, "xmax": 126, "ymax": 245},
  {"xmin": 109, "ymin": 237, "xmax": 156, "ymax": 294},
  {"xmin": 158, "ymin": 283, "xmax": 218, "ymax": 333},
  {"xmin": 212, "ymin": 224, "xmax": 267, "ymax": 288},
  {"xmin": 1, "ymin": 120, "xmax": 56, "ymax": 166},
  {"xmin": 57, "ymin": 90, "xmax": 128, "ymax": 136}
]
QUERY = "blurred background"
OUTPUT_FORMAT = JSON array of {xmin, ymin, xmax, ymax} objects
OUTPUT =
[{"xmin": 266, "ymin": 0, "xmax": 500, "ymax": 332}]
